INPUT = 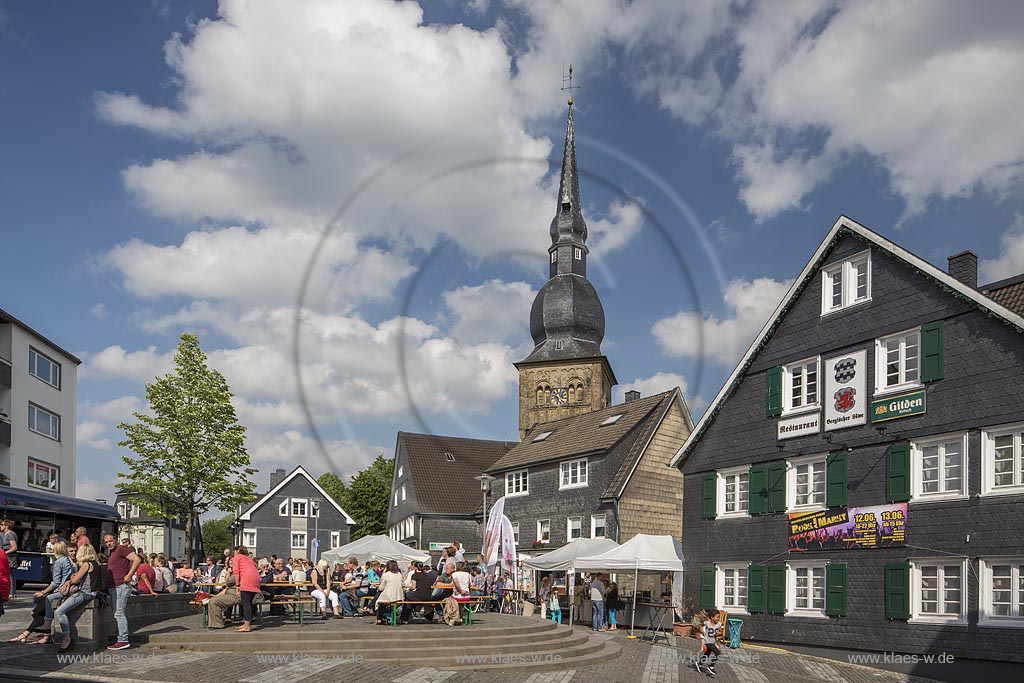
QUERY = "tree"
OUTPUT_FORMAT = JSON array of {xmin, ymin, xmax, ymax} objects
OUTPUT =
[
  {"xmin": 201, "ymin": 514, "xmax": 235, "ymax": 558},
  {"xmin": 118, "ymin": 333, "xmax": 257, "ymax": 564},
  {"xmin": 344, "ymin": 455, "xmax": 393, "ymax": 541},
  {"xmin": 317, "ymin": 472, "xmax": 348, "ymax": 509}
]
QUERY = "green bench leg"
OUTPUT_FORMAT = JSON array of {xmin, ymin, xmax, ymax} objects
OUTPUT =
[
  {"xmin": 203, "ymin": 604, "xmax": 208, "ymax": 629},
  {"xmin": 392, "ymin": 603, "xmax": 399, "ymax": 627}
]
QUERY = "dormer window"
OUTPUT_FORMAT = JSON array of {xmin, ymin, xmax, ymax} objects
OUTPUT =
[{"xmin": 554, "ymin": 340, "xmax": 564, "ymax": 350}]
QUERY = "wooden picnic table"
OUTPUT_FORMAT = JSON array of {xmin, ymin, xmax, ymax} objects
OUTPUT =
[{"xmin": 388, "ymin": 599, "xmax": 484, "ymax": 627}]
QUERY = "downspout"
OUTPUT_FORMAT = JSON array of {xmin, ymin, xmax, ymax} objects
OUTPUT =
[{"xmin": 418, "ymin": 515, "xmax": 423, "ymax": 550}]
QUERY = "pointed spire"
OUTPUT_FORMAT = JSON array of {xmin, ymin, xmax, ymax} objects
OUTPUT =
[{"xmin": 550, "ymin": 100, "xmax": 588, "ymax": 245}]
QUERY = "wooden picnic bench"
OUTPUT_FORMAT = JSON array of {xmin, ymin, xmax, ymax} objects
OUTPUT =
[{"xmin": 389, "ymin": 599, "xmax": 485, "ymax": 627}]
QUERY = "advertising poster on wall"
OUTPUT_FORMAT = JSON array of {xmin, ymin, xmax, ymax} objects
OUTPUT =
[
  {"xmin": 824, "ymin": 349, "xmax": 867, "ymax": 431},
  {"xmin": 789, "ymin": 503, "xmax": 907, "ymax": 551}
]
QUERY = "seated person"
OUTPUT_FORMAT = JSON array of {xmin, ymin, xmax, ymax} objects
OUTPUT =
[
  {"xmin": 451, "ymin": 561, "xmax": 472, "ymax": 601},
  {"xmin": 338, "ymin": 557, "xmax": 361, "ymax": 616},
  {"xmin": 176, "ymin": 564, "xmax": 196, "ymax": 593},
  {"xmin": 135, "ymin": 556, "xmax": 158, "ymax": 595},
  {"xmin": 469, "ymin": 566, "xmax": 485, "ymax": 596},
  {"xmin": 429, "ymin": 561, "xmax": 455, "ymax": 618},
  {"xmin": 265, "ymin": 557, "xmax": 293, "ymax": 615},
  {"xmin": 290, "ymin": 559, "xmax": 308, "ymax": 583},
  {"xmin": 206, "ymin": 574, "xmax": 240, "ymax": 628},
  {"xmin": 400, "ymin": 561, "xmax": 433, "ymax": 623}
]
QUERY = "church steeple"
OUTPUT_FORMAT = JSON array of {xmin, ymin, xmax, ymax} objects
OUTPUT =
[{"xmin": 550, "ymin": 101, "xmax": 588, "ymax": 246}]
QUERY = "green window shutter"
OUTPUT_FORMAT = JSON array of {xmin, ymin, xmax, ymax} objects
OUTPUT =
[
  {"xmin": 767, "ymin": 461, "xmax": 787, "ymax": 513},
  {"xmin": 700, "ymin": 566, "xmax": 716, "ymax": 610},
  {"xmin": 749, "ymin": 465, "xmax": 767, "ymax": 515},
  {"xmin": 767, "ymin": 563, "xmax": 787, "ymax": 614},
  {"xmin": 701, "ymin": 473, "xmax": 718, "ymax": 519},
  {"xmin": 747, "ymin": 564, "xmax": 766, "ymax": 613},
  {"xmin": 826, "ymin": 451, "xmax": 848, "ymax": 508},
  {"xmin": 766, "ymin": 367, "xmax": 783, "ymax": 417},
  {"xmin": 825, "ymin": 563, "xmax": 848, "ymax": 617},
  {"xmin": 885, "ymin": 562, "xmax": 911, "ymax": 620},
  {"xmin": 886, "ymin": 442, "xmax": 911, "ymax": 503},
  {"xmin": 921, "ymin": 321, "xmax": 945, "ymax": 382}
]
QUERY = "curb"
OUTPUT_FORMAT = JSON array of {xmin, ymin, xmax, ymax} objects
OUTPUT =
[{"xmin": 0, "ymin": 669, "xmax": 185, "ymax": 683}]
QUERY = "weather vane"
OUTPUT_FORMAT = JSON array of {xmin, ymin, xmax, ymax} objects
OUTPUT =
[{"xmin": 561, "ymin": 63, "xmax": 580, "ymax": 106}]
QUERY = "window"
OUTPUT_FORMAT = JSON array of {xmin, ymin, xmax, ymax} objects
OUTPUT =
[
  {"xmin": 591, "ymin": 514, "xmax": 607, "ymax": 539},
  {"xmin": 718, "ymin": 564, "xmax": 749, "ymax": 612},
  {"xmin": 27, "ymin": 458, "xmax": 59, "ymax": 492},
  {"xmin": 788, "ymin": 562, "xmax": 827, "ymax": 616},
  {"xmin": 980, "ymin": 558, "xmax": 1024, "ymax": 626},
  {"xmin": 445, "ymin": 452, "xmax": 456, "ymax": 462},
  {"xmin": 599, "ymin": 413, "xmax": 624, "ymax": 427},
  {"xmin": 291, "ymin": 532, "xmax": 307, "ymax": 549},
  {"xmin": 533, "ymin": 431, "xmax": 553, "ymax": 443},
  {"xmin": 404, "ymin": 517, "xmax": 414, "ymax": 539},
  {"xmin": 330, "ymin": 532, "xmax": 341, "ymax": 549},
  {"xmin": 567, "ymin": 516, "xmax": 582, "ymax": 540},
  {"xmin": 242, "ymin": 530, "xmax": 257, "ymax": 548},
  {"xmin": 783, "ymin": 358, "xmax": 819, "ymax": 413},
  {"xmin": 130, "ymin": 503, "xmax": 140, "ymax": 518},
  {"xmin": 912, "ymin": 434, "xmax": 967, "ymax": 500},
  {"xmin": 982, "ymin": 424, "xmax": 1024, "ymax": 495},
  {"xmin": 551, "ymin": 250, "xmax": 557, "ymax": 263},
  {"xmin": 511, "ymin": 522, "xmax": 520, "ymax": 545},
  {"xmin": 554, "ymin": 340, "xmax": 564, "ymax": 351},
  {"xmin": 560, "ymin": 458, "xmax": 588, "ymax": 489},
  {"xmin": 29, "ymin": 348, "xmax": 60, "ymax": 388},
  {"xmin": 117, "ymin": 502, "xmax": 127, "ymax": 518},
  {"xmin": 537, "ymin": 519, "xmax": 550, "ymax": 544},
  {"xmin": 505, "ymin": 470, "xmax": 529, "ymax": 496},
  {"xmin": 291, "ymin": 499, "xmax": 307, "ymax": 517},
  {"xmin": 876, "ymin": 329, "xmax": 921, "ymax": 394},
  {"xmin": 821, "ymin": 250, "xmax": 871, "ymax": 314},
  {"xmin": 279, "ymin": 499, "xmax": 289, "ymax": 516},
  {"xmin": 718, "ymin": 467, "xmax": 750, "ymax": 517},
  {"xmin": 574, "ymin": 248, "xmax": 582, "ymax": 260},
  {"xmin": 787, "ymin": 455, "xmax": 826, "ymax": 511},
  {"xmin": 911, "ymin": 559, "xmax": 966, "ymax": 623},
  {"xmin": 536, "ymin": 384, "xmax": 550, "ymax": 406},
  {"xmin": 401, "ymin": 484, "xmax": 407, "ymax": 502},
  {"xmin": 398, "ymin": 465, "xmax": 404, "ymax": 478},
  {"xmin": 28, "ymin": 403, "xmax": 60, "ymax": 440}
]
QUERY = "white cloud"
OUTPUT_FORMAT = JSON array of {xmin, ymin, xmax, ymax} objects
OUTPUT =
[
  {"xmin": 652, "ymin": 277, "xmax": 792, "ymax": 366},
  {"xmin": 442, "ymin": 279, "xmax": 535, "ymax": 345},
  {"xmin": 980, "ymin": 213, "xmax": 1024, "ymax": 283},
  {"xmin": 77, "ymin": 420, "xmax": 113, "ymax": 450},
  {"xmin": 617, "ymin": 371, "xmax": 705, "ymax": 413},
  {"xmin": 89, "ymin": 303, "xmax": 108, "ymax": 320},
  {"xmin": 76, "ymin": 479, "xmax": 117, "ymax": 506},
  {"xmin": 588, "ymin": 200, "xmax": 644, "ymax": 258},
  {"xmin": 247, "ymin": 429, "xmax": 386, "ymax": 482},
  {"xmin": 81, "ymin": 345, "xmax": 174, "ymax": 383}
]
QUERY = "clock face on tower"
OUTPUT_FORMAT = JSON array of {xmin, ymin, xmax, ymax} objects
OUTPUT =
[{"xmin": 548, "ymin": 388, "xmax": 569, "ymax": 406}]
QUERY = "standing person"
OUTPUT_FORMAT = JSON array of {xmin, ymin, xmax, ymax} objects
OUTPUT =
[
  {"xmin": 452, "ymin": 542, "xmax": 465, "ymax": 563},
  {"xmin": 0, "ymin": 519, "xmax": 18, "ymax": 599},
  {"xmin": 590, "ymin": 573, "xmax": 607, "ymax": 632},
  {"xmin": 697, "ymin": 609, "xmax": 723, "ymax": 676},
  {"xmin": 51, "ymin": 543, "xmax": 100, "ymax": 653},
  {"xmin": 435, "ymin": 547, "xmax": 450, "ymax": 573},
  {"xmin": 605, "ymin": 581, "xmax": 622, "ymax": 631},
  {"xmin": 374, "ymin": 560, "xmax": 404, "ymax": 625},
  {"xmin": 102, "ymin": 533, "xmax": 142, "ymax": 650},
  {"xmin": 74, "ymin": 527, "xmax": 91, "ymax": 551},
  {"xmin": 231, "ymin": 546, "xmax": 260, "ymax": 632},
  {"xmin": 538, "ymin": 576, "xmax": 552, "ymax": 619}
]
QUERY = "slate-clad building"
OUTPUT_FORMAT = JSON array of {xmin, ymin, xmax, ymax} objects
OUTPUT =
[{"xmin": 672, "ymin": 217, "xmax": 1024, "ymax": 662}]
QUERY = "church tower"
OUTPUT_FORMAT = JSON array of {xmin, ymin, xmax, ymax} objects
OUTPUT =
[{"xmin": 515, "ymin": 96, "xmax": 617, "ymax": 438}]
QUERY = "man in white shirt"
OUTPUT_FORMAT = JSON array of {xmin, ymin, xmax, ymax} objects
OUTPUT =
[
  {"xmin": 452, "ymin": 542, "xmax": 465, "ymax": 563},
  {"xmin": 590, "ymin": 574, "xmax": 607, "ymax": 632}
]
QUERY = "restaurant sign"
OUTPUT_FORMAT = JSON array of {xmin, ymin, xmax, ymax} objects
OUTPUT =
[
  {"xmin": 429, "ymin": 542, "xmax": 452, "ymax": 551},
  {"xmin": 824, "ymin": 350, "xmax": 867, "ymax": 431},
  {"xmin": 789, "ymin": 503, "xmax": 907, "ymax": 551},
  {"xmin": 778, "ymin": 412, "xmax": 820, "ymax": 440},
  {"xmin": 870, "ymin": 390, "xmax": 926, "ymax": 423}
]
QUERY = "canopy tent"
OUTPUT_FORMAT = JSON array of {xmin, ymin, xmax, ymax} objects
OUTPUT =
[
  {"xmin": 522, "ymin": 538, "xmax": 620, "ymax": 572},
  {"xmin": 574, "ymin": 534, "xmax": 685, "ymax": 638},
  {"xmin": 320, "ymin": 535, "xmax": 429, "ymax": 566}
]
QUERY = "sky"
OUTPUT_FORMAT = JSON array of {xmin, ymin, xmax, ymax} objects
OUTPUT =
[{"xmin": 2, "ymin": 0, "xmax": 1024, "ymax": 508}]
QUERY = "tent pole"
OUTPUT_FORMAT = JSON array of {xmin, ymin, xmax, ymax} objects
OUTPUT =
[
  {"xmin": 568, "ymin": 570, "xmax": 573, "ymax": 631},
  {"xmin": 628, "ymin": 567, "xmax": 638, "ymax": 639}
]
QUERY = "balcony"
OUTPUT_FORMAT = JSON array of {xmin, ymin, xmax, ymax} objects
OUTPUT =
[
  {"xmin": 0, "ymin": 417, "xmax": 10, "ymax": 447},
  {"xmin": 0, "ymin": 357, "xmax": 10, "ymax": 389}
]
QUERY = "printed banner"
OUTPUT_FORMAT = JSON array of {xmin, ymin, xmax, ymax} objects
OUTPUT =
[
  {"xmin": 778, "ymin": 412, "xmax": 820, "ymax": 440},
  {"xmin": 483, "ymin": 496, "xmax": 506, "ymax": 569},
  {"xmin": 789, "ymin": 503, "xmax": 907, "ymax": 551},
  {"xmin": 871, "ymin": 390, "xmax": 926, "ymax": 423},
  {"xmin": 824, "ymin": 350, "xmax": 867, "ymax": 431},
  {"xmin": 501, "ymin": 514, "xmax": 517, "ymax": 586}
]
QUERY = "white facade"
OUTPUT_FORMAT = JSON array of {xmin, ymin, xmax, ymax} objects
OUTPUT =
[{"xmin": 0, "ymin": 309, "xmax": 80, "ymax": 496}]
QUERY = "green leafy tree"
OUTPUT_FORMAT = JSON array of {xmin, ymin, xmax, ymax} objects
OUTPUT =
[
  {"xmin": 201, "ymin": 514, "xmax": 235, "ymax": 558},
  {"xmin": 118, "ymin": 333, "xmax": 257, "ymax": 563},
  {"xmin": 317, "ymin": 472, "xmax": 348, "ymax": 509},
  {"xmin": 344, "ymin": 455, "xmax": 393, "ymax": 541}
]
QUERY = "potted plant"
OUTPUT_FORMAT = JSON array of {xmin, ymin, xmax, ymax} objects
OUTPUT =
[
  {"xmin": 674, "ymin": 596, "xmax": 699, "ymax": 637},
  {"xmin": 532, "ymin": 539, "xmax": 545, "ymax": 548}
]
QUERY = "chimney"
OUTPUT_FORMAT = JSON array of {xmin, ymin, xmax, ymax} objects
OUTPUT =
[
  {"xmin": 625, "ymin": 390, "xmax": 641, "ymax": 403},
  {"xmin": 947, "ymin": 250, "xmax": 978, "ymax": 288},
  {"xmin": 269, "ymin": 468, "xmax": 287, "ymax": 488}
]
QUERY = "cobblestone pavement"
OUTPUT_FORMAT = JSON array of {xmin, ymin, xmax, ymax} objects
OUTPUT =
[{"xmin": 0, "ymin": 600, "xmax": 941, "ymax": 683}]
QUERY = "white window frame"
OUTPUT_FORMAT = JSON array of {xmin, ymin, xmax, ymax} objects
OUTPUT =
[
  {"xmin": 910, "ymin": 558, "xmax": 968, "ymax": 625},
  {"xmin": 982, "ymin": 422, "xmax": 1024, "ymax": 496},
  {"xmin": 599, "ymin": 413, "xmax": 624, "ymax": 427},
  {"xmin": 279, "ymin": 499, "xmax": 290, "ymax": 516},
  {"xmin": 242, "ymin": 529, "xmax": 257, "ymax": 548},
  {"xmin": 717, "ymin": 563, "xmax": 749, "ymax": 615},
  {"xmin": 130, "ymin": 503, "xmax": 140, "ymax": 518},
  {"xmin": 27, "ymin": 457, "xmax": 60, "ymax": 492},
  {"xmin": 874, "ymin": 327, "xmax": 922, "ymax": 396},
  {"xmin": 505, "ymin": 469, "xmax": 529, "ymax": 497},
  {"xmin": 401, "ymin": 484, "xmax": 407, "ymax": 502},
  {"xmin": 290, "ymin": 532, "xmax": 307, "ymax": 550},
  {"xmin": 28, "ymin": 403, "xmax": 60, "ymax": 441},
  {"xmin": 567, "ymin": 516, "xmax": 582, "ymax": 540},
  {"xmin": 911, "ymin": 433, "xmax": 968, "ymax": 502},
  {"xmin": 537, "ymin": 519, "xmax": 550, "ymax": 544},
  {"xmin": 291, "ymin": 498, "xmax": 308, "ymax": 517},
  {"xmin": 786, "ymin": 454, "xmax": 827, "ymax": 512},
  {"xmin": 979, "ymin": 557, "xmax": 1024, "ymax": 627},
  {"xmin": 511, "ymin": 522, "xmax": 520, "ymax": 545},
  {"xmin": 574, "ymin": 247, "xmax": 582, "ymax": 260},
  {"xmin": 551, "ymin": 250, "xmax": 557, "ymax": 263},
  {"xmin": 398, "ymin": 465, "xmax": 404, "ymax": 478},
  {"xmin": 821, "ymin": 249, "xmax": 871, "ymax": 315},
  {"xmin": 591, "ymin": 514, "xmax": 607, "ymax": 539},
  {"xmin": 394, "ymin": 490, "xmax": 399, "ymax": 507},
  {"xmin": 782, "ymin": 356, "xmax": 820, "ymax": 414},
  {"xmin": 117, "ymin": 502, "xmax": 128, "ymax": 518},
  {"xmin": 28, "ymin": 347, "xmax": 61, "ymax": 388},
  {"xmin": 785, "ymin": 560, "xmax": 828, "ymax": 618},
  {"xmin": 718, "ymin": 466, "xmax": 750, "ymax": 518},
  {"xmin": 559, "ymin": 458, "xmax": 588, "ymax": 490},
  {"xmin": 330, "ymin": 531, "xmax": 341, "ymax": 549}
]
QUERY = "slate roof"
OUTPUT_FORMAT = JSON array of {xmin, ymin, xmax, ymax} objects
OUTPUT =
[
  {"xmin": 982, "ymin": 273, "xmax": 1024, "ymax": 317},
  {"xmin": 487, "ymin": 390, "xmax": 677, "ymax": 474},
  {"xmin": 399, "ymin": 432, "xmax": 516, "ymax": 516}
]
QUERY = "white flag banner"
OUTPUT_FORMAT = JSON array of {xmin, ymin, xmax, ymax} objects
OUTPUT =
[
  {"xmin": 500, "ymin": 514, "xmax": 517, "ymax": 585},
  {"xmin": 483, "ymin": 496, "xmax": 506, "ymax": 569}
]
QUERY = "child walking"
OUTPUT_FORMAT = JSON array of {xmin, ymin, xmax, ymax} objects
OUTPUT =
[{"xmin": 696, "ymin": 608, "xmax": 722, "ymax": 676}]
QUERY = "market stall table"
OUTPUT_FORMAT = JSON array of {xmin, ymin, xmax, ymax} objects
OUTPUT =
[{"xmin": 638, "ymin": 602, "xmax": 673, "ymax": 645}]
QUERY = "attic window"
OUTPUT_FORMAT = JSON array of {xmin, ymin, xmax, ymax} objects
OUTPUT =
[
  {"xmin": 554, "ymin": 340, "xmax": 564, "ymax": 350},
  {"xmin": 599, "ymin": 414, "xmax": 625, "ymax": 427},
  {"xmin": 561, "ymin": 201, "xmax": 571, "ymax": 211},
  {"xmin": 533, "ymin": 431, "xmax": 554, "ymax": 443},
  {"xmin": 444, "ymin": 452, "xmax": 456, "ymax": 462}
]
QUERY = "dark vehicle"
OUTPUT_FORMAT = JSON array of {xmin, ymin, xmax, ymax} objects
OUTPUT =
[{"xmin": 1, "ymin": 486, "xmax": 119, "ymax": 587}]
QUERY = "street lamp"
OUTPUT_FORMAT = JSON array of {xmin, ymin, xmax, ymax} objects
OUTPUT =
[
  {"xmin": 311, "ymin": 499, "xmax": 321, "ymax": 563},
  {"xmin": 474, "ymin": 474, "xmax": 495, "ymax": 556}
]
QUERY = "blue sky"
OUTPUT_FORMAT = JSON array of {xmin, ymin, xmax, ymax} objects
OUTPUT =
[{"xmin": 2, "ymin": 1, "xmax": 1024, "ymax": 506}]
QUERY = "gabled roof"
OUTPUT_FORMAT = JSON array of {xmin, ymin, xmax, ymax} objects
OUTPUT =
[
  {"xmin": 982, "ymin": 273, "xmax": 1024, "ymax": 317},
  {"xmin": 235, "ymin": 465, "xmax": 355, "ymax": 524},
  {"xmin": 488, "ymin": 390, "xmax": 683, "ymax": 475},
  {"xmin": 670, "ymin": 215, "xmax": 1024, "ymax": 470},
  {"xmin": 398, "ymin": 432, "xmax": 515, "ymax": 516}
]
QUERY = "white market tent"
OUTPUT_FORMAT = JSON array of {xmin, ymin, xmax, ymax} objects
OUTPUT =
[
  {"xmin": 575, "ymin": 534, "xmax": 685, "ymax": 637},
  {"xmin": 321, "ymin": 535, "xmax": 429, "ymax": 566},
  {"xmin": 522, "ymin": 537, "xmax": 620, "ymax": 572}
]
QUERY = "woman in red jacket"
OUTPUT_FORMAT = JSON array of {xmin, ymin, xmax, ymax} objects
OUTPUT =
[{"xmin": 231, "ymin": 545, "xmax": 261, "ymax": 632}]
